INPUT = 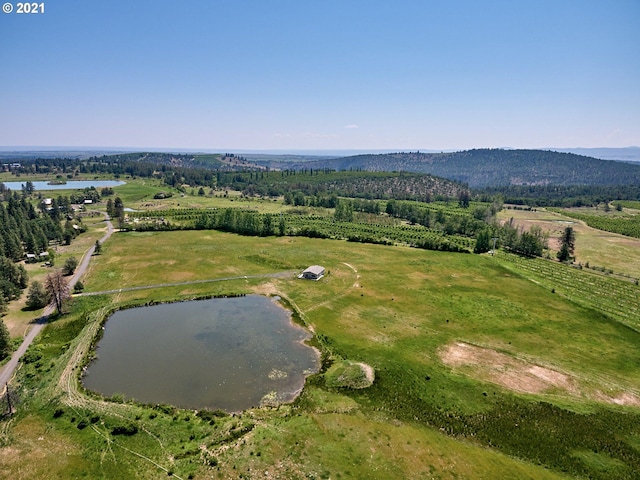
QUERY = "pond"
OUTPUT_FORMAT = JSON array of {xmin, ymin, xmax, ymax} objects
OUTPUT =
[
  {"xmin": 1, "ymin": 180, "xmax": 125, "ymax": 191},
  {"xmin": 82, "ymin": 295, "xmax": 320, "ymax": 412}
]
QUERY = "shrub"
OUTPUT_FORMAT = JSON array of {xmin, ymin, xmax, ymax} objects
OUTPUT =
[
  {"xmin": 111, "ymin": 423, "xmax": 138, "ymax": 436},
  {"xmin": 63, "ymin": 257, "xmax": 79, "ymax": 276},
  {"xmin": 324, "ymin": 360, "xmax": 374, "ymax": 389}
]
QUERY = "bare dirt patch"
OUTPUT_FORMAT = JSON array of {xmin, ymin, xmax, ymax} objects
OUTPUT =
[
  {"xmin": 594, "ymin": 391, "xmax": 640, "ymax": 407},
  {"xmin": 357, "ymin": 362, "xmax": 375, "ymax": 385},
  {"xmin": 440, "ymin": 342, "xmax": 640, "ymax": 406},
  {"xmin": 252, "ymin": 281, "xmax": 280, "ymax": 296},
  {"xmin": 439, "ymin": 342, "xmax": 561, "ymax": 393}
]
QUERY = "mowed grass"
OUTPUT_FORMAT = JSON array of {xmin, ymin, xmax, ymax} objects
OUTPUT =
[
  {"xmin": 5, "ymin": 229, "xmax": 640, "ymax": 478},
  {"xmin": 498, "ymin": 207, "xmax": 640, "ymax": 278}
]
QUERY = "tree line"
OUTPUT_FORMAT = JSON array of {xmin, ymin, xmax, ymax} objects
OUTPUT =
[
  {"xmin": 0, "ymin": 187, "xmax": 90, "ymax": 357},
  {"xmin": 4, "ymin": 155, "xmax": 468, "ymax": 203},
  {"xmin": 477, "ymin": 184, "xmax": 640, "ymax": 207}
]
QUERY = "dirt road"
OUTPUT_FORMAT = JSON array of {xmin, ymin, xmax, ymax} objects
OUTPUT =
[{"xmin": 0, "ymin": 212, "xmax": 114, "ymax": 391}]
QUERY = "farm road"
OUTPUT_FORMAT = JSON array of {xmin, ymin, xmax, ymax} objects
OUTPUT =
[
  {"xmin": 76, "ymin": 271, "xmax": 296, "ymax": 297},
  {"xmin": 0, "ymin": 212, "xmax": 114, "ymax": 392}
]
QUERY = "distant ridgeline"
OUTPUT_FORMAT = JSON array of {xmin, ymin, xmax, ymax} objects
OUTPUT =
[
  {"xmin": 6, "ymin": 149, "xmax": 640, "ymax": 204},
  {"xmin": 282, "ymin": 149, "xmax": 640, "ymax": 188},
  {"xmin": 4, "ymin": 153, "xmax": 468, "ymax": 202}
]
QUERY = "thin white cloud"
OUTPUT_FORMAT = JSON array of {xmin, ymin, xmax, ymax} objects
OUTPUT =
[{"xmin": 344, "ymin": 124, "xmax": 359, "ymax": 129}]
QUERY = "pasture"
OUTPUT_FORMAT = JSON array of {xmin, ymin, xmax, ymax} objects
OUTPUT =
[
  {"xmin": 2, "ymin": 173, "xmax": 640, "ymax": 479},
  {"xmin": 3, "ymin": 228, "xmax": 640, "ymax": 479}
]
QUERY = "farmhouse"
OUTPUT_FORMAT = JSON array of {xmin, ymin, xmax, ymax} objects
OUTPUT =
[{"xmin": 300, "ymin": 265, "xmax": 325, "ymax": 280}]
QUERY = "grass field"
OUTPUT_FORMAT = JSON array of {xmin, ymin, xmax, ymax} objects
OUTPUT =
[
  {"xmin": 3, "ymin": 227, "xmax": 640, "ymax": 479},
  {"xmin": 3, "ymin": 177, "xmax": 640, "ymax": 478},
  {"xmin": 498, "ymin": 207, "xmax": 640, "ymax": 278}
]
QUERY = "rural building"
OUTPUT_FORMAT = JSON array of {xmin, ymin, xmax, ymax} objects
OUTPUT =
[{"xmin": 300, "ymin": 265, "xmax": 325, "ymax": 280}]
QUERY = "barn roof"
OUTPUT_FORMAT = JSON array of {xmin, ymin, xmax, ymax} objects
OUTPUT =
[{"xmin": 303, "ymin": 265, "xmax": 325, "ymax": 275}]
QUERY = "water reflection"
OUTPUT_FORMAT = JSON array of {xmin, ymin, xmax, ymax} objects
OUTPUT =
[{"xmin": 83, "ymin": 296, "xmax": 319, "ymax": 411}]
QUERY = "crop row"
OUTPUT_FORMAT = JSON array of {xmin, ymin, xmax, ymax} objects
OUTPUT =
[
  {"xmin": 127, "ymin": 208, "xmax": 474, "ymax": 252},
  {"xmin": 497, "ymin": 251, "xmax": 640, "ymax": 330},
  {"xmin": 283, "ymin": 215, "xmax": 474, "ymax": 251},
  {"xmin": 550, "ymin": 209, "xmax": 640, "ymax": 239}
]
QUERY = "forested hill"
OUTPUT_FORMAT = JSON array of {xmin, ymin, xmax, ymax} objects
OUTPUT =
[{"xmin": 288, "ymin": 149, "xmax": 640, "ymax": 188}]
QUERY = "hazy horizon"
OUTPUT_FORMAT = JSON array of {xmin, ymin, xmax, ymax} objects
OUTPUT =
[{"xmin": 2, "ymin": 146, "xmax": 640, "ymax": 164}]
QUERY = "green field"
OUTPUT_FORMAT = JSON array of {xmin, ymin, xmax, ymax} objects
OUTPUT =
[
  {"xmin": 3, "ymin": 227, "xmax": 640, "ymax": 479},
  {"xmin": 3, "ymin": 175, "xmax": 640, "ymax": 479}
]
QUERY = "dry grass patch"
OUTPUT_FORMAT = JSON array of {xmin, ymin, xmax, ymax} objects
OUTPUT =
[
  {"xmin": 594, "ymin": 391, "xmax": 640, "ymax": 407},
  {"xmin": 440, "ymin": 342, "xmax": 640, "ymax": 406},
  {"xmin": 252, "ymin": 281, "xmax": 280, "ymax": 296},
  {"xmin": 498, "ymin": 208, "xmax": 640, "ymax": 277},
  {"xmin": 0, "ymin": 416, "xmax": 82, "ymax": 480},
  {"xmin": 440, "ymin": 342, "xmax": 578, "ymax": 395}
]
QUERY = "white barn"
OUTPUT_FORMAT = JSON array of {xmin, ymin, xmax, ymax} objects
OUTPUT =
[{"xmin": 300, "ymin": 265, "xmax": 325, "ymax": 280}]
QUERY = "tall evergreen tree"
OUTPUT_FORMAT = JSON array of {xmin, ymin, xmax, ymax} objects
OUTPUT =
[
  {"xmin": 557, "ymin": 226, "xmax": 576, "ymax": 262},
  {"xmin": 25, "ymin": 280, "xmax": 49, "ymax": 310},
  {"xmin": 474, "ymin": 229, "xmax": 491, "ymax": 254},
  {"xmin": 0, "ymin": 318, "xmax": 11, "ymax": 360}
]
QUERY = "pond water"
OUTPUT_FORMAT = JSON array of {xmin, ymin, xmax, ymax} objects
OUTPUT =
[
  {"xmin": 1, "ymin": 180, "xmax": 125, "ymax": 191},
  {"xmin": 82, "ymin": 296, "xmax": 319, "ymax": 411}
]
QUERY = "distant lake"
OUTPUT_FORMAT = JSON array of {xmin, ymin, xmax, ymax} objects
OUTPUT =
[
  {"xmin": 82, "ymin": 296, "xmax": 320, "ymax": 412},
  {"xmin": 1, "ymin": 180, "xmax": 125, "ymax": 191}
]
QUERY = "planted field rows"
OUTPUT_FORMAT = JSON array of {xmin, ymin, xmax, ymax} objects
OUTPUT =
[
  {"xmin": 282, "ymin": 215, "xmax": 474, "ymax": 250},
  {"xmin": 126, "ymin": 208, "xmax": 475, "ymax": 252},
  {"xmin": 550, "ymin": 208, "xmax": 640, "ymax": 239},
  {"xmin": 498, "ymin": 251, "xmax": 640, "ymax": 331}
]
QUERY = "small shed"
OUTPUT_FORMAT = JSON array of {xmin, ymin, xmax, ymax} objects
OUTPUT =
[{"xmin": 300, "ymin": 265, "xmax": 325, "ymax": 281}]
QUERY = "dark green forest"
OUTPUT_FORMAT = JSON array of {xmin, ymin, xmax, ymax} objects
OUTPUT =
[
  {"xmin": 280, "ymin": 149, "xmax": 640, "ymax": 188},
  {"xmin": 0, "ymin": 189, "xmax": 89, "ymax": 319}
]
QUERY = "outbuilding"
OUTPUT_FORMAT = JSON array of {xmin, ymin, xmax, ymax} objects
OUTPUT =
[{"xmin": 300, "ymin": 265, "xmax": 325, "ymax": 280}]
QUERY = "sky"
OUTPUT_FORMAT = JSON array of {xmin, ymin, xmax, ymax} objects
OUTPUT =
[{"xmin": 0, "ymin": 0, "xmax": 639, "ymax": 152}]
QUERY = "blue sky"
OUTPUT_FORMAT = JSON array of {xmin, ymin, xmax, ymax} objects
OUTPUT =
[{"xmin": 1, "ymin": 0, "xmax": 638, "ymax": 151}]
